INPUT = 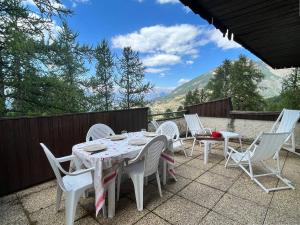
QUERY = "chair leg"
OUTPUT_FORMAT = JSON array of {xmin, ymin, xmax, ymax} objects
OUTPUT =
[
  {"xmin": 65, "ymin": 191, "xmax": 81, "ymax": 225},
  {"xmin": 156, "ymin": 171, "xmax": 163, "ymax": 197},
  {"xmin": 56, "ymin": 185, "xmax": 63, "ymax": 212},
  {"xmin": 190, "ymin": 137, "xmax": 196, "ymax": 156},
  {"xmin": 117, "ymin": 171, "xmax": 122, "ymax": 201},
  {"xmin": 130, "ymin": 174, "xmax": 144, "ymax": 211}
]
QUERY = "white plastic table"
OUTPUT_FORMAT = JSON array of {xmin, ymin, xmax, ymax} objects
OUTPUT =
[
  {"xmin": 72, "ymin": 132, "xmax": 174, "ymax": 218},
  {"xmin": 200, "ymin": 131, "xmax": 242, "ymax": 164}
]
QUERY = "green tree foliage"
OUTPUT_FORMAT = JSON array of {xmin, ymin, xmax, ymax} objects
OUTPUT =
[
  {"xmin": 280, "ymin": 68, "xmax": 300, "ymax": 109},
  {"xmin": 88, "ymin": 40, "xmax": 114, "ymax": 111},
  {"xmin": 183, "ymin": 89, "xmax": 208, "ymax": 107},
  {"xmin": 206, "ymin": 59, "xmax": 231, "ymax": 100},
  {"xmin": 206, "ymin": 55, "xmax": 265, "ymax": 110},
  {"xmin": 117, "ymin": 47, "xmax": 153, "ymax": 109}
]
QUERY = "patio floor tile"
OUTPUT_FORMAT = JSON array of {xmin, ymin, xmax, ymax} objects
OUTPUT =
[
  {"xmin": 177, "ymin": 181, "xmax": 224, "ymax": 209},
  {"xmin": 196, "ymin": 171, "xmax": 235, "ymax": 191},
  {"xmin": 128, "ymin": 184, "xmax": 173, "ymax": 210},
  {"xmin": 264, "ymin": 207, "xmax": 300, "ymax": 225},
  {"xmin": 16, "ymin": 180, "xmax": 56, "ymax": 198},
  {"xmin": 74, "ymin": 216, "xmax": 100, "ymax": 225},
  {"xmin": 185, "ymin": 158, "xmax": 215, "ymax": 171},
  {"xmin": 199, "ymin": 211, "xmax": 241, "ymax": 225},
  {"xmin": 227, "ymin": 175, "xmax": 276, "ymax": 207},
  {"xmin": 135, "ymin": 212, "xmax": 171, "ymax": 225},
  {"xmin": 161, "ymin": 175, "xmax": 192, "ymax": 194},
  {"xmin": 153, "ymin": 195, "xmax": 208, "ymax": 225},
  {"xmin": 175, "ymin": 164, "xmax": 205, "ymax": 180},
  {"xmin": 213, "ymin": 193, "xmax": 267, "ymax": 225},
  {"xmin": 29, "ymin": 201, "xmax": 87, "ymax": 225},
  {"xmin": 96, "ymin": 197, "xmax": 148, "ymax": 225},
  {"xmin": 209, "ymin": 164, "xmax": 242, "ymax": 179},
  {"xmin": 0, "ymin": 193, "xmax": 17, "ymax": 205},
  {"xmin": 0, "ymin": 199, "xmax": 28, "ymax": 225},
  {"xmin": 269, "ymin": 190, "xmax": 300, "ymax": 216},
  {"xmin": 20, "ymin": 185, "xmax": 57, "ymax": 213}
]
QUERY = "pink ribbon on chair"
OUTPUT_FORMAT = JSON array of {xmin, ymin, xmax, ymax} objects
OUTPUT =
[{"xmin": 161, "ymin": 152, "xmax": 177, "ymax": 181}]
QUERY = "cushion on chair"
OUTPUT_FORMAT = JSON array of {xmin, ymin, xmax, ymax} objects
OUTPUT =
[{"xmin": 62, "ymin": 172, "xmax": 93, "ymax": 191}]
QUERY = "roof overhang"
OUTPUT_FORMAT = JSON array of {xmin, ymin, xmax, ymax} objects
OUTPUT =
[{"xmin": 180, "ymin": 0, "xmax": 300, "ymax": 68}]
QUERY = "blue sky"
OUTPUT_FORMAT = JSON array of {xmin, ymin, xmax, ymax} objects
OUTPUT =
[{"xmin": 27, "ymin": 0, "xmax": 259, "ymax": 95}]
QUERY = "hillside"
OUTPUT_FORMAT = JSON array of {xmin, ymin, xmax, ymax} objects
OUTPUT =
[{"xmin": 150, "ymin": 61, "xmax": 292, "ymax": 113}]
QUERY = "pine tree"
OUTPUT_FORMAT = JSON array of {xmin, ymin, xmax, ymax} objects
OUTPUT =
[
  {"xmin": 89, "ymin": 40, "xmax": 114, "ymax": 111},
  {"xmin": 206, "ymin": 59, "xmax": 231, "ymax": 100},
  {"xmin": 51, "ymin": 23, "xmax": 92, "ymax": 113},
  {"xmin": 206, "ymin": 55, "xmax": 264, "ymax": 110},
  {"xmin": 117, "ymin": 47, "xmax": 153, "ymax": 109},
  {"xmin": 164, "ymin": 108, "xmax": 174, "ymax": 119},
  {"xmin": 0, "ymin": 0, "xmax": 70, "ymax": 116},
  {"xmin": 183, "ymin": 88, "xmax": 208, "ymax": 106}
]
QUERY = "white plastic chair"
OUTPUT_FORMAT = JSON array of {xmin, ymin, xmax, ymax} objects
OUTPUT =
[
  {"xmin": 151, "ymin": 120, "xmax": 160, "ymax": 130},
  {"xmin": 86, "ymin": 123, "xmax": 115, "ymax": 141},
  {"xmin": 184, "ymin": 114, "xmax": 214, "ymax": 156},
  {"xmin": 271, "ymin": 109, "xmax": 300, "ymax": 155},
  {"xmin": 117, "ymin": 135, "xmax": 167, "ymax": 211},
  {"xmin": 40, "ymin": 143, "xmax": 94, "ymax": 225},
  {"xmin": 225, "ymin": 132, "xmax": 294, "ymax": 192},
  {"xmin": 156, "ymin": 121, "xmax": 187, "ymax": 157}
]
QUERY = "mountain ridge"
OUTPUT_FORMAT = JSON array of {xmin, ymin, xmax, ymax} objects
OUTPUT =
[{"xmin": 150, "ymin": 61, "xmax": 292, "ymax": 113}]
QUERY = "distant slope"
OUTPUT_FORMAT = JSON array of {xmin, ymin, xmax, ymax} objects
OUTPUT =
[{"xmin": 150, "ymin": 61, "xmax": 292, "ymax": 113}]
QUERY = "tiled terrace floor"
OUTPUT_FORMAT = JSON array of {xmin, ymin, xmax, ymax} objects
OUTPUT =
[{"xmin": 1, "ymin": 140, "xmax": 300, "ymax": 225}]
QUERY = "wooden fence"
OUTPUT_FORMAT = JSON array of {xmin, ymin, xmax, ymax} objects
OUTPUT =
[
  {"xmin": 185, "ymin": 98, "xmax": 233, "ymax": 118},
  {"xmin": 0, "ymin": 108, "xmax": 148, "ymax": 196}
]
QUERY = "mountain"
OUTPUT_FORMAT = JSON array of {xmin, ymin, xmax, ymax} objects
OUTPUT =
[{"xmin": 150, "ymin": 61, "xmax": 292, "ymax": 113}]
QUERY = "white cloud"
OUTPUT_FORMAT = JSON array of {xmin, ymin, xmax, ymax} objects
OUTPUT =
[
  {"xmin": 143, "ymin": 54, "xmax": 181, "ymax": 67},
  {"xmin": 145, "ymin": 67, "xmax": 169, "ymax": 73},
  {"xmin": 112, "ymin": 24, "xmax": 204, "ymax": 56},
  {"xmin": 112, "ymin": 24, "xmax": 240, "ymax": 68},
  {"xmin": 156, "ymin": 0, "xmax": 179, "ymax": 4},
  {"xmin": 186, "ymin": 60, "xmax": 194, "ymax": 65},
  {"xmin": 206, "ymin": 28, "xmax": 240, "ymax": 50},
  {"xmin": 178, "ymin": 78, "xmax": 190, "ymax": 85},
  {"xmin": 71, "ymin": 0, "xmax": 90, "ymax": 7}
]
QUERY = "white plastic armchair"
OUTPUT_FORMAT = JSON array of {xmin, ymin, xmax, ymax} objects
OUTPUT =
[
  {"xmin": 117, "ymin": 135, "xmax": 168, "ymax": 211},
  {"xmin": 271, "ymin": 109, "xmax": 300, "ymax": 155},
  {"xmin": 151, "ymin": 119, "xmax": 160, "ymax": 130},
  {"xmin": 40, "ymin": 143, "xmax": 94, "ymax": 225},
  {"xmin": 184, "ymin": 114, "xmax": 214, "ymax": 156},
  {"xmin": 86, "ymin": 123, "xmax": 115, "ymax": 141},
  {"xmin": 225, "ymin": 132, "xmax": 294, "ymax": 192},
  {"xmin": 156, "ymin": 121, "xmax": 187, "ymax": 157}
]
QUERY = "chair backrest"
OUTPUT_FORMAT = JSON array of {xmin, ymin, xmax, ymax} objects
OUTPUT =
[
  {"xmin": 272, "ymin": 109, "xmax": 300, "ymax": 133},
  {"xmin": 40, "ymin": 143, "xmax": 66, "ymax": 191},
  {"xmin": 132, "ymin": 135, "xmax": 168, "ymax": 177},
  {"xmin": 86, "ymin": 123, "xmax": 115, "ymax": 141},
  {"xmin": 156, "ymin": 121, "xmax": 180, "ymax": 141},
  {"xmin": 250, "ymin": 132, "xmax": 290, "ymax": 162},
  {"xmin": 184, "ymin": 114, "xmax": 205, "ymax": 136},
  {"xmin": 151, "ymin": 120, "xmax": 160, "ymax": 130}
]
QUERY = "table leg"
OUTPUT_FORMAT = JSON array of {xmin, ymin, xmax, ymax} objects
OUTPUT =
[
  {"xmin": 163, "ymin": 160, "xmax": 167, "ymax": 185},
  {"xmin": 107, "ymin": 179, "xmax": 115, "ymax": 218}
]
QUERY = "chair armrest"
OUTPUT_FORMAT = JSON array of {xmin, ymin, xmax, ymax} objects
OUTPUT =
[
  {"xmin": 69, "ymin": 167, "xmax": 95, "ymax": 176},
  {"xmin": 57, "ymin": 155, "xmax": 75, "ymax": 163}
]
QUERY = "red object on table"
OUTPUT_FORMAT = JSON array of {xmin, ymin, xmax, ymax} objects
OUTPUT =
[{"xmin": 211, "ymin": 131, "xmax": 222, "ymax": 138}]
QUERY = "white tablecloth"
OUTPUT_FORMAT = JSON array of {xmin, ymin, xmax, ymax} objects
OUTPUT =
[{"xmin": 72, "ymin": 132, "xmax": 176, "ymax": 216}]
